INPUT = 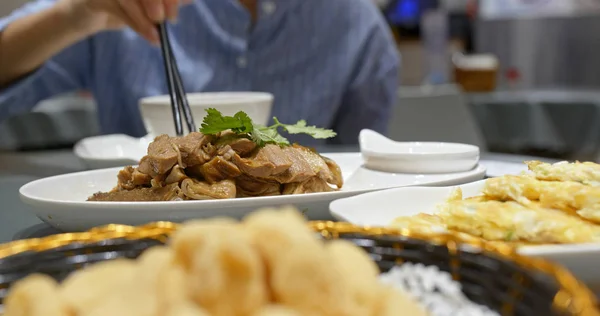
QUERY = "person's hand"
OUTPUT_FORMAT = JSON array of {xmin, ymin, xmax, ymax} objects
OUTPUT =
[{"xmin": 56, "ymin": 0, "xmax": 193, "ymax": 44}]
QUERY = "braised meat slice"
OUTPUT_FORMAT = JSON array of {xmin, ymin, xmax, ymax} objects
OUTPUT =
[
  {"xmin": 291, "ymin": 144, "xmax": 336, "ymax": 184},
  {"xmin": 282, "ymin": 177, "xmax": 335, "ymax": 195},
  {"xmin": 172, "ymin": 132, "xmax": 214, "ymax": 167},
  {"xmin": 180, "ymin": 178, "xmax": 236, "ymax": 200},
  {"xmin": 235, "ymin": 174, "xmax": 281, "ymax": 197},
  {"xmin": 138, "ymin": 135, "xmax": 180, "ymax": 176},
  {"xmin": 199, "ymin": 156, "xmax": 242, "ymax": 183},
  {"xmin": 268, "ymin": 146, "xmax": 316, "ymax": 183},
  {"xmin": 116, "ymin": 166, "xmax": 152, "ymax": 190},
  {"xmin": 215, "ymin": 132, "xmax": 257, "ymax": 156},
  {"xmin": 232, "ymin": 144, "xmax": 292, "ymax": 178},
  {"xmin": 88, "ymin": 183, "xmax": 183, "ymax": 202},
  {"xmin": 321, "ymin": 155, "xmax": 344, "ymax": 188},
  {"xmin": 165, "ymin": 165, "xmax": 188, "ymax": 185}
]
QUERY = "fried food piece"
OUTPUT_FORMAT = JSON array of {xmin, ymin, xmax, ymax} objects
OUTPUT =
[
  {"xmin": 170, "ymin": 218, "xmax": 268, "ymax": 316},
  {"xmin": 252, "ymin": 305, "xmax": 301, "ymax": 316},
  {"xmin": 327, "ymin": 240, "xmax": 382, "ymax": 316},
  {"xmin": 59, "ymin": 259, "xmax": 137, "ymax": 314},
  {"xmin": 4, "ymin": 274, "xmax": 72, "ymax": 316},
  {"xmin": 375, "ymin": 286, "xmax": 428, "ymax": 316},
  {"xmin": 5, "ymin": 207, "xmax": 425, "ymax": 316},
  {"xmin": 242, "ymin": 207, "xmax": 322, "ymax": 267},
  {"xmin": 166, "ymin": 302, "xmax": 210, "ymax": 316},
  {"xmin": 269, "ymin": 242, "xmax": 352, "ymax": 315},
  {"xmin": 243, "ymin": 208, "xmax": 353, "ymax": 316},
  {"xmin": 484, "ymin": 175, "xmax": 600, "ymax": 222},
  {"xmin": 526, "ymin": 160, "xmax": 600, "ymax": 186},
  {"xmin": 80, "ymin": 281, "xmax": 158, "ymax": 316},
  {"xmin": 134, "ymin": 246, "xmax": 196, "ymax": 314},
  {"xmin": 437, "ymin": 199, "xmax": 600, "ymax": 244},
  {"xmin": 391, "ymin": 213, "xmax": 448, "ymax": 235},
  {"xmin": 78, "ymin": 252, "xmax": 178, "ymax": 316}
]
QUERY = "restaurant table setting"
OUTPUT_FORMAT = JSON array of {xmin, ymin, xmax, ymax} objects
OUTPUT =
[
  {"xmin": 2, "ymin": 31, "xmax": 600, "ymax": 315},
  {"xmin": 5, "ymin": 116, "xmax": 600, "ymax": 314}
]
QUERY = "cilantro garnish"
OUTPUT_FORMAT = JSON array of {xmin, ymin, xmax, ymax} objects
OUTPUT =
[{"xmin": 199, "ymin": 108, "xmax": 336, "ymax": 147}]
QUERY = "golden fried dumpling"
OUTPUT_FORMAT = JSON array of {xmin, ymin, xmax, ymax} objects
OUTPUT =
[
  {"xmin": 326, "ymin": 240, "xmax": 382, "ymax": 316},
  {"xmin": 4, "ymin": 274, "xmax": 72, "ymax": 316},
  {"xmin": 170, "ymin": 218, "xmax": 268, "ymax": 316},
  {"xmin": 166, "ymin": 301, "xmax": 211, "ymax": 316},
  {"xmin": 243, "ymin": 207, "xmax": 321, "ymax": 263},
  {"xmin": 80, "ymin": 281, "xmax": 159, "ymax": 316},
  {"xmin": 375, "ymin": 286, "xmax": 427, "ymax": 316},
  {"xmin": 59, "ymin": 259, "xmax": 137, "ymax": 314},
  {"xmin": 244, "ymin": 207, "xmax": 353, "ymax": 316},
  {"xmin": 526, "ymin": 160, "xmax": 600, "ymax": 186},
  {"xmin": 269, "ymin": 242, "xmax": 352, "ymax": 316},
  {"xmin": 80, "ymin": 250, "xmax": 182, "ymax": 316},
  {"xmin": 252, "ymin": 305, "xmax": 301, "ymax": 316},
  {"xmin": 134, "ymin": 246, "xmax": 193, "ymax": 313},
  {"xmin": 437, "ymin": 199, "xmax": 600, "ymax": 244}
]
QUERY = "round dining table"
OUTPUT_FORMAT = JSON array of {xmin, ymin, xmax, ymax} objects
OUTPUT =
[{"xmin": 0, "ymin": 145, "xmax": 560, "ymax": 243}]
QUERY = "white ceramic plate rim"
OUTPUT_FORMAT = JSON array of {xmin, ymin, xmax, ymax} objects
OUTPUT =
[
  {"xmin": 140, "ymin": 92, "xmax": 274, "ymax": 106},
  {"xmin": 20, "ymin": 169, "xmax": 371, "ymax": 210},
  {"xmin": 329, "ymin": 180, "xmax": 600, "ymax": 257}
]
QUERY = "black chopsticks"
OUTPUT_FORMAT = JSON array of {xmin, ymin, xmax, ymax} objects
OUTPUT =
[{"xmin": 157, "ymin": 23, "xmax": 196, "ymax": 136}]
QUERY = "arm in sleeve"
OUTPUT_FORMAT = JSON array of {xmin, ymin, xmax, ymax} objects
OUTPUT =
[
  {"xmin": 330, "ymin": 18, "xmax": 400, "ymax": 145},
  {"xmin": 0, "ymin": 0, "xmax": 92, "ymax": 122}
]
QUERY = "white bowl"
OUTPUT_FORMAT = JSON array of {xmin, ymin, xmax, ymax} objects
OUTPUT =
[
  {"xmin": 139, "ymin": 92, "xmax": 273, "ymax": 137},
  {"xmin": 359, "ymin": 129, "xmax": 480, "ymax": 174}
]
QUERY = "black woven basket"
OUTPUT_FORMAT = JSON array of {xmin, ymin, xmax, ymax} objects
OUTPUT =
[{"xmin": 0, "ymin": 221, "xmax": 597, "ymax": 316}]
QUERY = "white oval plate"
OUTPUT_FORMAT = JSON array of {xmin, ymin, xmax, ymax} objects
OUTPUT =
[
  {"xmin": 329, "ymin": 180, "xmax": 600, "ymax": 285},
  {"xmin": 20, "ymin": 153, "xmax": 485, "ymax": 231}
]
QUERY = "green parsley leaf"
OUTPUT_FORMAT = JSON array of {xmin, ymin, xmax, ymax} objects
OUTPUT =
[
  {"xmin": 199, "ymin": 109, "xmax": 336, "ymax": 147},
  {"xmin": 273, "ymin": 117, "xmax": 337, "ymax": 139},
  {"xmin": 200, "ymin": 108, "xmax": 253, "ymax": 135},
  {"xmin": 250, "ymin": 125, "xmax": 290, "ymax": 147},
  {"xmin": 232, "ymin": 111, "xmax": 254, "ymax": 134}
]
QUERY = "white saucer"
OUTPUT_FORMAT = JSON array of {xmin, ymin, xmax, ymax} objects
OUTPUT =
[
  {"xmin": 359, "ymin": 129, "xmax": 480, "ymax": 174},
  {"xmin": 329, "ymin": 181, "xmax": 600, "ymax": 285},
  {"xmin": 20, "ymin": 153, "xmax": 486, "ymax": 231},
  {"xmin": 74, "ymin": 134, "xmax": 150, "ymax": 169}
]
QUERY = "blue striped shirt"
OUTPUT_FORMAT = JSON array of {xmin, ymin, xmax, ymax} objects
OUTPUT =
[{"xmin": 0, "ymin": 0, "xmax": 400, "ymax": 145}]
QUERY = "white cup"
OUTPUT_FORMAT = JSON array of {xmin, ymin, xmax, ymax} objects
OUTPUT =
[{"xmin": 139, "ymin": 92, "xmax": 274, "ymax": 137}]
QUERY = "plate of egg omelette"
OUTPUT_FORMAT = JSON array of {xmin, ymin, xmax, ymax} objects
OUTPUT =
[{"xmin": 329, "ymin": 160, "xmax": 600, "ymax": 286}]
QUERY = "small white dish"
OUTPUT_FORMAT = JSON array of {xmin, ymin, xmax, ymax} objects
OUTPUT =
[
  {"xmin": 74, "ymin": 134, "xmax": 150, "ymax": 169},
  {"xmin": 19, "ymin": 153, "xmax": 485, "ymax": 231},
  {"xmin": 329, "ymin": 181, "xmax": 600, "ymax": 285},
  {"xmin": 139, "ymin": 92, "xmax": 273, "ymax": 137},
  {"xmin": 359, "ymin": 129, "xmax": 480, "ymax": 174}
]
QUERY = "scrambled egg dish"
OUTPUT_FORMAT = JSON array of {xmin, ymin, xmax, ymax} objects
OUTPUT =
[{"xmin": 391, "ymin": 160, "xmax": 600, "ymax": 245}]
